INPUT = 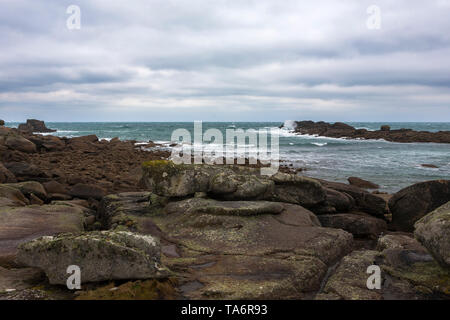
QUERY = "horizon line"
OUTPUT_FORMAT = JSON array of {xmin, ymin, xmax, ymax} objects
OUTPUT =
[{"xmin": 4, "ymin": 120, "xmax": 450, "ymax": 124}]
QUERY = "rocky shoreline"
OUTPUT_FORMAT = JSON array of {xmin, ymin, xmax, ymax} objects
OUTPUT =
[
  {"xmin": 285, "ymin": 120, "xmax": 450, "ymax": 143},
  {"xmin": 0, "ymin": 119, "xmax": 449, "ymax": 300}
]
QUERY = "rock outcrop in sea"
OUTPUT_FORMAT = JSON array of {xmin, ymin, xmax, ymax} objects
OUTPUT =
[
  {"xmin": 18, "ymin": 119, "xmax": 56, "ymax": 133},
  {"xmin": 284, "ymin": 120, "xmax": 450, "ymax": 143}
]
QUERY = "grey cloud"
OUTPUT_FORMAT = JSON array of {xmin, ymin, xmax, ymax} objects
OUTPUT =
[{"xmin": 0, "ymin": 0, "xmax": 449, "ymax": 121}]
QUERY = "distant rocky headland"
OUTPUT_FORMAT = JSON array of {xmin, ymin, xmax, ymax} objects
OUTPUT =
[{"xmin": 284, "ymin": 120, "xmax": 450, "ymax": 143}]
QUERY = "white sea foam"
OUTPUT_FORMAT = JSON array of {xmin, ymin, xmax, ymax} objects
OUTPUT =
[{"xmin": 283, "ymin": 120, "xmax": 297, "ymax": 130}]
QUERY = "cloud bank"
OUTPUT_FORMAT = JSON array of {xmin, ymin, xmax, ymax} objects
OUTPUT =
[{"xmin": 1, "ymin": 0, "xmax": 450, "ymax": 121}]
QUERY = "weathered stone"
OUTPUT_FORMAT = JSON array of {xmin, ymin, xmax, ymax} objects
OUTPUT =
[
  {"xmin": 43, "ymin": 180, "xmax": 68, "ymax": 195},
  {"xmin": 69, "ymin": 183, "xmax": 106, "ymax": 200},
  {"xmin": 0, "ymin": 163, "xmax": 16, "ymax": 183},
  {"xmin": 323, "ymin": 187, "xmax": 354, "ymax": 213},
  {"xmin": 68, "ymin": 135, "xmax": 98, "ymax": 144},
  {"xmin": 165, "ymin": 198, "xmax": 285, "ymax": 216},
  {"xmin": 0, "ymin": 197, "xmax": 22, "ymax": 208},
  {"xmin": 318, "ymin": 213, "xmax": 387, "ymax": 238},
  {"xmin": 154, "ymin": 197, "xmax": 352, "ymax": 299},
  {"xmin": 319, "ymin": 179, "xmax": 387, "ymax": 218},
  {"xmin": 17, "ymin": 231, "xmax": 167, "ymax": 284},
  {"xmin": 17, "ymin": 119, "xmax": 56, "ymax": 133},
  {"xmin": 389, "ymin": 180, "xmax": 450, "ymax": 232},
  {"xmin": 101, "ymin": 191, "xmax": 352, "ymax": 299},
  {"xmin": 0, "ymin": 204, "xmax": 86, "ymax": 264},
  {"xmin": 377, "ymin": 233, "xmax": 425, "ymax": 251},
  {"xmin": 141, "ymin": 160, "xmax": 326, "ymax": 208},
  {"xmin": 317, "ymin": 239, "xmax": 450, "ymax": 300},
  {"xmin": 5, "ymin": 181, "xmax": 47, "ymax": 200},
  {"xmin": 4, "ymin": 135, "xmax": 36, "ymax": 153},
  {"xmin": 293, "ymin": 120, "xmax": 450, "ymax": 144},
  {"xmin": 184, "ymin": 254, "xmax": 328, "ymax": 300},
  {"xmin": 316, "ymin": 250, "xmax": 383, "ymax": 300},
  {"xmin": 348, "ymin": 177, "xmax": 380, "ymax": 189},
  {"xmin": 0, "ymin": 185, "xmax": 28, "ymax": 206},
  {"xmin": 414, "ymin": 201, "xmax": 450, "ymax": 268},
  {"xmin": 29, "ymin": 194, "xmax": 44, "ymax": 205},
  {"xmin": 28, "ymin": 135, "xmax": 65, "ymax": 152},
  {"xmin": 3, "ymin": 162, "xmax": 48, "ymax": 181},
  {"xmin": 98, "ymin": 192, "xmax": 162, "ymax": 232},
  {"xmin": 269, "ymin": 172, "xmax": 326, "ymax": 208}
]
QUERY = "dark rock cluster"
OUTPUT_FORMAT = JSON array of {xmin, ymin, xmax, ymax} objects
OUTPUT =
[{"xmin": 289, "ymin": 120, "xmax": 450, "ymax": 143}]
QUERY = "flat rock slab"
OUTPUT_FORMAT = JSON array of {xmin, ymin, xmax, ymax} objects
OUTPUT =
[
  {"xmin": 318, "ymin": 213, "xmax": 387, "ymax": 238},
  {"xmin": 182, "ymin": 255, "xmax": 328, "ymax": 300},
  {"xmin": 0, "ymin": 204, "xmax": 86, "ymax": 264},
  {"xmin": 153, "ymin": 197, "xmax": 353, "ymax": 299},
  {"xmin": 165, "ymin": 198, "xmax": 285, "ymax": 216},
  {"xmin": 97, "ymin": 192, "xmax": 355, "ymax": 299}
]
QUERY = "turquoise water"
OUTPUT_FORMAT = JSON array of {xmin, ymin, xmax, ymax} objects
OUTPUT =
[{"xmin": 5, "ymin": 121, "xmax": 450, "ymax": 193}]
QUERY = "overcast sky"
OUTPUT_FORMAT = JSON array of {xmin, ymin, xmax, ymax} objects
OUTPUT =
[{"xmin": 1, "ymin": 0, "xmax": 450, "ymax": 122}]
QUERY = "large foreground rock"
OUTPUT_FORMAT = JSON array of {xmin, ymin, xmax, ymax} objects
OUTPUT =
[
  {"xmin": 318, "ymin": 213, "xmax": 387, "ymax": 238},
  {"xmin": 17, "ymin": 231, "xmax": 167, "ymax": 285},
  {"xmin": 100, "ymin": 192, "xmax": 353, "ymax": 299},
  {"xmin": 0, "ymin": 204, "xmax": 88, "ymax": 265},
  {"xmin": 414, "ymin": 201, "xmax": 450, "ymax": 268},
  {"xmin": 155, "ymin": 198, "xmax": 352, "ymax": 299},
  {"xmin": 319, "ymin": 179, "xmax": 388, "ymax": 218},
  {"xmin": 389, "ymin": 180, "xmax": 450, "ymax": 231},
  {"xmin": 317, "ymin": 234, "xmax": 450, "ymax": 300},
  {"xmin": 141, "ymin": 160, "xmax": 326, "ymax": 209}
]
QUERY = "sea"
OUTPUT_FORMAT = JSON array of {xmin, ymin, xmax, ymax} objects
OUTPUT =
[{"xmin": 5, "ymin": 121, "xmax": 450, "ymax": 193}]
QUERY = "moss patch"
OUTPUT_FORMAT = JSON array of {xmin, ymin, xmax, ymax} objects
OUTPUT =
[{"xmin": 75, "ymin": 278, "xmax": 178, "ymax": 300}]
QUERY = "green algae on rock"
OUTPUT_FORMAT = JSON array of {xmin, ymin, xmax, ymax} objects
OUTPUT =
[
  {"xmin": 414, "ymin": 201, "xmax": 450, "ymax": 268},
  {"xmin": 141, "ymin": 160, "xmax": 326, "ymax": 209}
]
